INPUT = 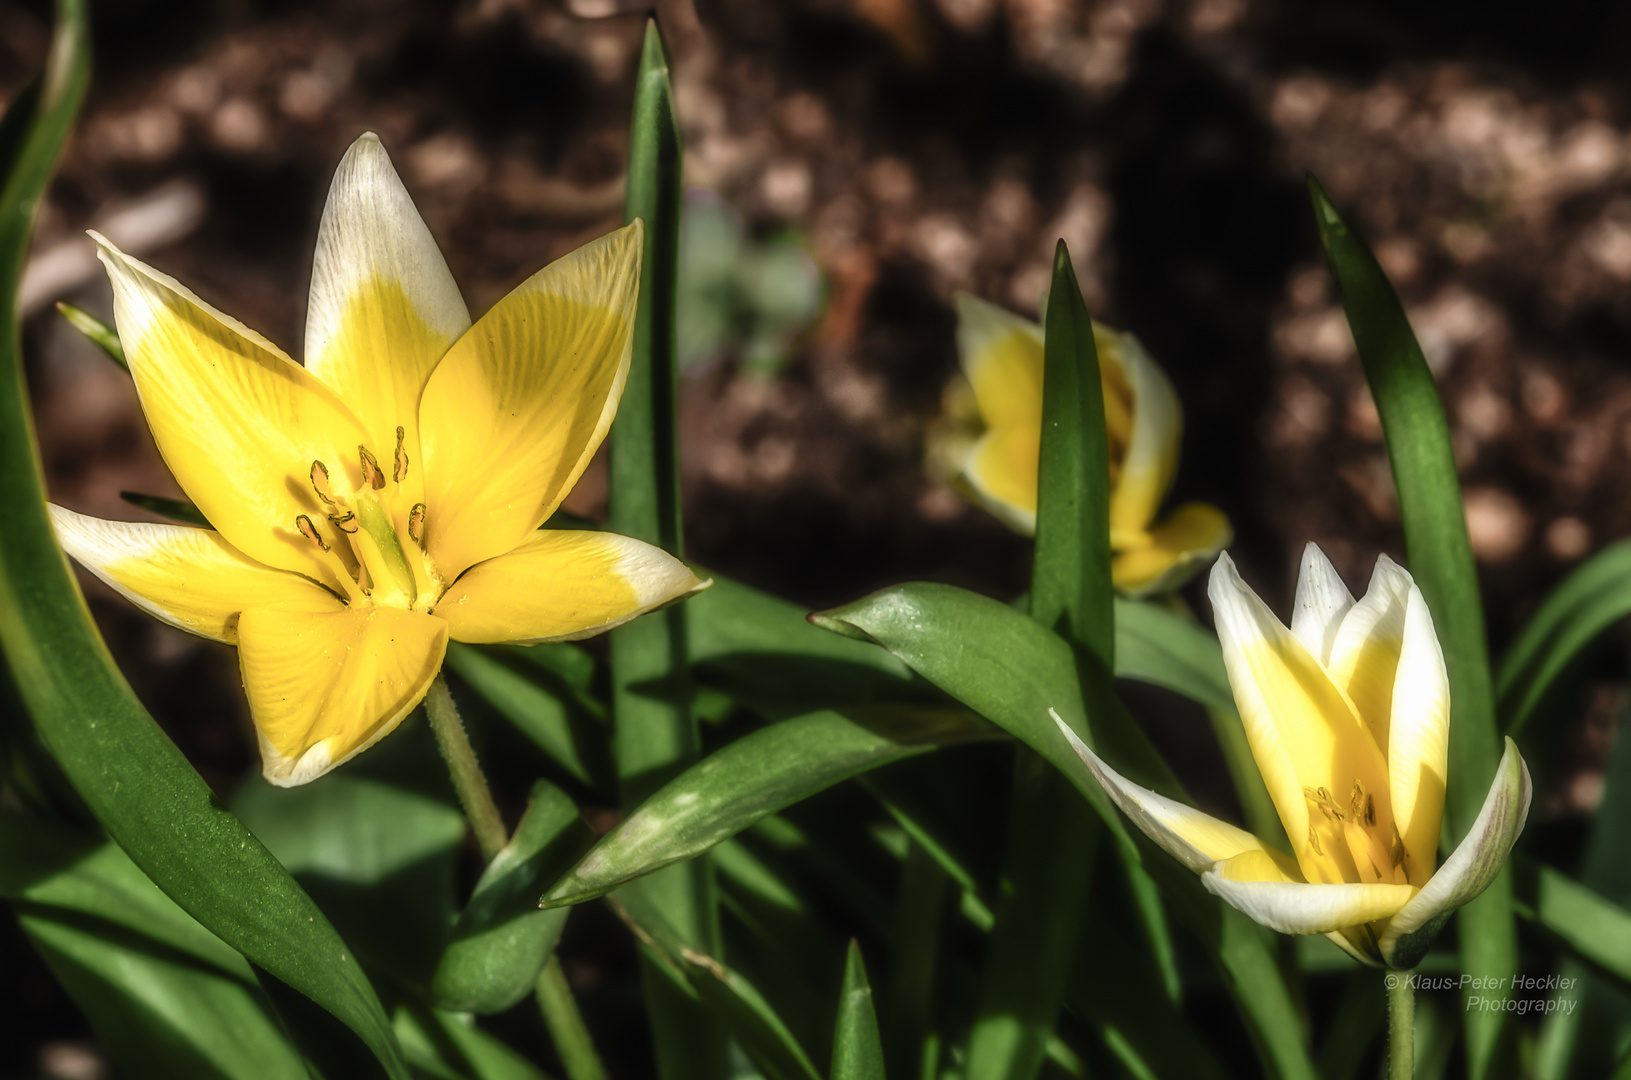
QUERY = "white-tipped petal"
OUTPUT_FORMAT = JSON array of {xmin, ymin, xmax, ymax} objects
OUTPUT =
[
  {"xmin": 1051, "ymin": 710, "xmax": 1279, "ymax": 872},
  {"xmin": 1380, "ymin": 738, "xmax": 1531, "ymax": 969},
  {"xmin": 1289, "ymin": 542, "xmax": 1354, "ymax": 666},
  {"xmin": 1324, "ymin": 554, "xmax": 1413, "ymax": 750},
  {"xmin": 954, "ymin": 293, "xmax": 1044, "ymax": 431},
  {"xmin": 1201, "ymin": 872, "xmax": 1415, "ymax": 936},
  {"xmin": 1387, "ymin": 583, "xmax": 1451, "ymax": 886},
  {"xmin": 304, "ymin": 133, "xmax": 471, "ymax": 513},
  {"xmin": 49, "ymin": 505, "xmax": 340, "ymax": 643}
]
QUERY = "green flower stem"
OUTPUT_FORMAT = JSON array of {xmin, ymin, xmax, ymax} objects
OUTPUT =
[
  {"xmin": 1389, "ymin": 973, "xmax": 1415, "ymax": 1080},
  {"xmin": 537, "ymin": 953, "xmax": 610, "ymax": 1080},
  {"xmin": 425, "ymin": 674, "xmax": 507, "ymax": 862}
]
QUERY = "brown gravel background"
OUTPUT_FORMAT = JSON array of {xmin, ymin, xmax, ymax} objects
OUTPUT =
[{"xmin": 7, "ymin": 0, "xmax": 1631, "ymax": 1074}]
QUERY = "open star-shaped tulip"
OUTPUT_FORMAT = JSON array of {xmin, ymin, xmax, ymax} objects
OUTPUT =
[
  {"xmin": 943, "ymin": 295, "xmax": 1231, "ymax": 596},
  {"xmin": 1056, "ymin": 543, "xmax": 1530, "ymax": 968},
  {"xmin": 50, "ymin": 133, "xmax": 708, "ymax": 787}
]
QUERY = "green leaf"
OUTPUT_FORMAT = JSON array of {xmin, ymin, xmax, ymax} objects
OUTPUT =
[
  {"xmin": 1112, "ymin": 597, "xmax": 1229, "ymax": 709},
  {"xmin": 612, "ymin": 20, "xmax": 724, "ymax": 1080},
  {"xmin": 432, "ymin": 781, "xmax": 593, "ymax": 1013},
  {"xmin": 55, "ymin": 300, "xmax": 126, "ymax": 368},
  {"xmin": 543, "ymin": 707, "xmax": 994, "ymax": 907},
  {"xmin": 1032, "ymin": 240, "xmax": 1113, "ymax": 657},
  {"xmin": 233, "ymin": 772, "xmax": 467, "ymax": 989},
  {"xmin": 445, "ymin": 643, "xmax": 606, "ymax": 789},
  {"xmin": 393, "ymin": 1003, "xmax": 555, "ymax": 1080},
  {"xmin": 2, "ymin": 814, "xmax": 307, "ymax": 1079},
  {"xmin": 536, "ymin": 953, "xmax": 612, "ymax": 1080},
  {"xmin": 812, "ymin": 584, "xmax": 1315, "ymax": 1080},
  {"xmin": 1513, "ymin": 856, "xmax": 1631, "ymax": 987},
  {"xmin": 0, "ymin": 5, "xmax": 407, "ymax": 1077},
  {"xmin": 612, "ymin": 888, "xmax": 823, "ymax": 1080},
  {"xmin": 686, "ymin": 572, "xmax": 921, "ymax": 718},
  {"xmin": 119, "ymin": 490, "xmax": 211, "ymax": 527},
  {"xmin": 830, "ymin": 942, "xmax": 885, "ymax": 1080},
  {"xmin": 1310, "ymin": 175, "xmax": 1515, "ymax": 1077},
  {"xmin": 1495, "ymin": 538, "xmax": 1631, "ymax": 735}
]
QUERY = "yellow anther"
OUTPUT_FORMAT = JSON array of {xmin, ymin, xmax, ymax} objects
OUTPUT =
[
  {"xmin": 1304, "ymin": 785, "xmax": 1344, "ymax": 821},
  {"xmin": 1307, "ymin": 826, "xmax": 1324, "ymax": 857},
  {"xmin": 329, "ymin": 510, "xmax": 358, "ymax": 534},
  {"xmin": 1390, "ymin": 824, "xmax": 1408, "ymax": 869},
  {"xmin": 296, "ymin": 514, "xmax": 329, "ymax": 551},
  {"xmin": 408, "ymin": 503, "xmax": 426, "ymax": 545},
  {"xmin": 393, "ymin": 426, "xmax": 409, "ymax": 483},
  {"xmin": 359, "ymin": 446, "xmax": 385, "ymax": 490},
  {"xmin": 310, "ymin": 460, "xmax": 336, "ymax": 505}
]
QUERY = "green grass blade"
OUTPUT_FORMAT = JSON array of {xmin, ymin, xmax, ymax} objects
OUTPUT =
[
  {"xmin": 884, "ymin": 840, "xmax": 951, "ymax": 1080},
  {"xmin": 1310, "ymin": 176, "xmax": 1516, "ymax": 1078},
  {"xmin": 432, "ymin": 781, "xmax": 593, "ymax": 1014},
  {"xmin": 611, "ymin": 19, "xmax": 724, "ymax": 1080},
  {"xmin": 1513, "ymin": 857, "xmax": 1631, "ymax": 986},
  {"xmin": 964, "ymin": 242, "xmax": 1115, "ymax": 1080},
  {"xmin": 54, "ymin": 300, "xmax": 125, "ymax": 369},
  {"xmin": 543, "ymin": 707, "xmax": 993, "ymax": 907},
  {"xmin": 1495, "ymin": 538, "xmax": 1631, "ymax": 735},
  {"xmin": 0, "ymin": 6, "xmax": 408, "ymax": 1077},
  {"xmin": 831, "ymin": 942, "xmax": 885, "ymax": 1080},
  {"xmin": 538, "ymin": 954, "xmax": 611, "ymax": 1080},
  {"xmin": 612, "ymin": 890, "xmax": 823, "ymax": 1080}
]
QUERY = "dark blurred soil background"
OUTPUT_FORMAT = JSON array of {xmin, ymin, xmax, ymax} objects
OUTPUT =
[{"xmin": 7, "ymin": 0, "xmax": 1631, "ymax": 1074}]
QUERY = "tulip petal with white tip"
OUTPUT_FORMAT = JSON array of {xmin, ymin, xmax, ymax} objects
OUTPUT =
[
  {"xmin": 1379, "ymin": 737, "xmax": 1531, "ymax": 969},
  {"xmin": 1051, "ymin": 710, "xmax": 1293, "ymax": 873},
  {"xmin": 1289, "ymin": 543, "xmax": 1354, "ymax": 666}
]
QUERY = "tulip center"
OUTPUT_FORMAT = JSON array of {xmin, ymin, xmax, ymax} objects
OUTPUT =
[
  {"xmin": 294, "ymin": 428, "xmax": 442, "ymax": 611},
  {"xmin": 1303, "ymin": 782, "xmax": 1408, "ymax": 886}
]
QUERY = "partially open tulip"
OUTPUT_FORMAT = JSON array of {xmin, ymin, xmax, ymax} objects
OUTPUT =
[
  {"xmin": 1056, "ymin": 543, "xmax": 1530, "ymax": 968},
  {"xmin": 938, "ymin": 294, "xmax": 1230, "ymax": 596},
  {"xmin": 50, "ymin": 134, "xmax": 709, "ymax": 787}
]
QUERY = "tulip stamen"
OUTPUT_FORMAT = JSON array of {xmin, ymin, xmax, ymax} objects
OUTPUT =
[
  {"xmin": 296, "ymin": 514, "xmax": 328, "ymax": 551},
  {"xmin": 295, "ymin": 513, "xmax": 367, "ymax": 604},
  {"xmin": 359, "ymin": 445, "xmax": 386, "ymax": 491},
  {"xmin": 1304, "ymin": 785, "xmax": 1345, "ymax": 821},
  {"xmin": 393, "ymin": 426, "xmax": 409, "ymax": 483},
  {"xmin": 408, "ymin": 503, "xmax": 426, "ymax": 545},
  {"xmin": 310, "ymin": 460, "xmax": 337, "ymax": 506},
  {"xmin": 328, "ymin": 510, "xmax": 358, "ymax": 534}
]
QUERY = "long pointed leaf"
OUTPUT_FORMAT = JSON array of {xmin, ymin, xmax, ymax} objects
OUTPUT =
[
  {"xmin": 544, "ymin": 707, "xmax": 993, "ymax": 907},
  {"xmin": 0, "ymin": 6, "xmax": 407, "ymax": 1078},
  {"xmin": 610, "ymin": 19, "xmax": 724, "ymax": 1080},
  {"xmin": 831, "ymin": 942, "xmax": 885, "ymax": 1080},
  {"xmin": 1310, "ymin": 176, "xmax": 1516, "ymax": 1077},
  {"xmin": 1495, "ymin": 539, "xmax": 1631, "ymax": 735}
]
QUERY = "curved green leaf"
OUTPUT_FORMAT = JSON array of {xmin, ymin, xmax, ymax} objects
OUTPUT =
[
  {"xmin": 432, "ymin": 781, "xmax": 592, "ymax": 1013},
  {"xmin": 2, "ymin": 814, "xmax": 306, "ymax": 1079},
  {"xmin": 0, "ymin": 5, "xmax": 407, "ymax": 1077},
  {"xmin": 1496, "ymin": 538, "xmax": 1631, "ymax": 735},
  {"xmin": 830, "ymin": 942, "xmax": 884, "ymax": 1080},
  {"xmin": 1310, "ymin": 176, "xmax": 1515, "ymax": 1077},
  {"xmin": 544, "ymin": 706, "xmax": 993, "ymax": 907}
]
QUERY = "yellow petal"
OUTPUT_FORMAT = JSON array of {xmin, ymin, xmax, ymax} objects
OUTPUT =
[
  {"xmin": 418, "ymin": 223, "xmax": 642, "ymax": 579},
  {"xmin": 435, "ymin": 529, "xmax": 710, "ymax": 645},
  {"xmin": 954, "ymin": 294, "xmax": 1043, "ymax": 430},
  {"xmin": 1324, "ymin": 555, "xmax": 1412, "ymax": 751},
  {"xmin": 1385, "ymin": 582, "xmax": 1450, "ymax": 886},
  {"xmin": 1288, "ymin": 543, "xmax": 1355, "ymax": 666},
  {"xmin": 49, "ymin": 505, "xmax": 341, "ymax": 643},
  {"xmin": 1110, "ymin": 502, "xmax": 1232, "ymax": 596},
  {"xmin": 93, "ymin": 234, "xmax": 373, "ymax": 592},
  {"xmin": 1103, "ymin": 331, "xmax": 1181, "ymax": 537},
  {"xmin": 1201, "ymin": 870, "xmax": 1416, "ymax": 935},
  {"xmin": 957, "ymin": 424, "xmax": 1039, "ymax": 536},
  {"xmin": 239, "ymin": 606, "xmax": 448, "ymax": 787},
  {"xmin": 304, "ymin": 134, "xmax": 472, "ymax": 512},
  {"xmin": 1207, "ymin": 552, "xmax": 1395, "ymax": 883},
  {"xmin": 1052, "ymin": 710, "xmax": 1297, "ymax": 874}
]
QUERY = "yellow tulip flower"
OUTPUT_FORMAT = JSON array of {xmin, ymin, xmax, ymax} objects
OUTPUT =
[
  {"xmin": 945, "ymin": 294, "xmax": 1232, "ymax": 596},
  {"xmin": 50, "ymin": 133, "xmax": 708, "ymax": 788},
  {"xmin": 1056, "ymin": 543, "xmax": 1530, "ymax": 968}
]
